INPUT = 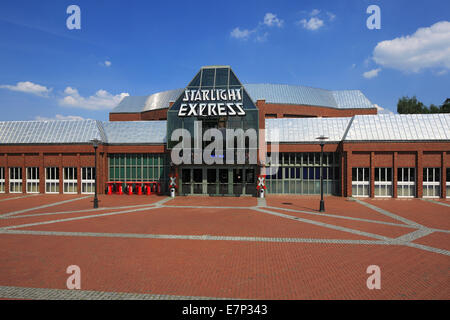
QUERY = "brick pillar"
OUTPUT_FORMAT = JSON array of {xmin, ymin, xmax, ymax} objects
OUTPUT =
[
  {"xmin": 370, "ymin": 152, "xmax": 375, "ymax": 198},
  {"xmin": 77, "ymin": 153, "xmax": 81, "ymax": 194},
  {"xmin": 393, "ymin": 152, "xmax": 398, "ymax": 198},
  {"xmin": 22, "ymin": 153, "xmax": 26, "ymax": 194},
  {"xmin": 340, "ymin": 152, "xmax": 345, "ymax": 197},
  {"xmin": 441, "ymin": 152, "xmax": 446, "ymax": 199},
  {"xmin": 102, "ymin": 150, "xmax": 108, "ymax": 195},
  {"xmin": 417, "ymin": 151, "xmax": 423, "ymax": 198},
  {"xmin": 39, "ymin": 153, "xmax": 45, "ymax": 194},
  {"xmin": 346, "ymin": 151, "xmax": 352, "ymax": 197},
  {"xmin": 59, "ymin": 153, "xmax": 63, "ymax": 194},
  {"xmin": 5, "ymin": 154, "xmax": 9, "ymax": 194}
]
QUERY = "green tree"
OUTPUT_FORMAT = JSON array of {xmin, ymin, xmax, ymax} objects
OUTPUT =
[
  {"xmin": 397, "ymin": 96, "xmax": 450, "ymax": 114},
  {"xmin": 397, "ymin": 96, "xmax": 426, "ymax": 114}
]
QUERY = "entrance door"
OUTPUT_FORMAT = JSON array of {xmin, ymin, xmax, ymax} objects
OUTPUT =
[
  {"xmin": 233, "ymin": 169, "xmax": 243, "ymax": 195},
  {"xmin": 207, "ymin": 168, "xmax": 218, "ymax": 195},
  {"xmin": 193, "ymin": 168, "xmax": 203, "ymax": 194},
  {"xmin": 244, "ymin": 168, "xmax": 256, "ymax": 195},
  {"xmin": 181, "ymin": 169, "xmax": 191, "ymax": 194},
  {"xmin": 219, "ymin": 169, "xmax": 228, "ymax": 194}
]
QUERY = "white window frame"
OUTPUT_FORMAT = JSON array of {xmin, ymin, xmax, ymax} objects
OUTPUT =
[
  {"xmin": 352, "ymin": 167, "xmax": 370, "ymax": 197},
  {"xmin": 45, "ymin": 167, "xmax": 60, "ymax": 194},
  {"xmin": 374, "ymin": 167, "xmax": 392, "ymax": 198},
  {"xmin": 423, "ymin": 167, "xmax": 440, "ymax": 198},
  {"xmin": 397, "ymin": 168, "xmax": 415, "ymax": 198},
  {"xmin": 9, "ymin": 167, "xmax": 23, "ymax": 193},
  {"xmin": 63, "ymin": 167, "xmax": 78, "ymax": 194},
  {"xmin": 81, "ymin": 167, "xmax": 95, "ymax": 194},
  {"xmin": 26, "ymin": 167, "xmax": 40, "ymax": 193},
  {"xmin": 0, "ymin": 167, "xmax": 4, "ymax": 193}
]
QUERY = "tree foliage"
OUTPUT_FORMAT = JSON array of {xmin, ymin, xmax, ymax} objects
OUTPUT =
[{"xmin": 397, "ymin": 96, "xmax": 450, "ymax": 114}]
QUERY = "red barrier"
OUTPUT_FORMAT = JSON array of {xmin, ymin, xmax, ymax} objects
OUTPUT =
[{"xmin": 126, "ymin": 182, "xmax": 134, "ymax": 195}]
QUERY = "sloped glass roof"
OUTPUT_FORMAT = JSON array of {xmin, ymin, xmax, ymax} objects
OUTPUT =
[
  {"xmin": 0, "ymin": 120, "xmax": 102, "ymax": 144},
  {"xmin": 111, "ymin": 84, "xmax": 375, "ymax": 114},
  {"xmin": 101, "ymin": 121, "xmax": 166, "ymax": 144},
  {"xmin": 344, "ymin": 114, "xmax": 450, "ymax": 141},
  {"xmin": 265, "ymin": 117, "xmax": 352, "ymax": 143}
]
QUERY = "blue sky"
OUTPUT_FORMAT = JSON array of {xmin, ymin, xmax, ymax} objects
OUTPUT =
[{"xmin": 0, "ymin": 0, "xmax": 449, "ymax": 121}]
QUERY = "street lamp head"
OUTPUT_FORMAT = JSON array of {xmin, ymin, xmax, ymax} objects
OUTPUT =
[
  {"xmin": 315, "ymin": 135, "xmax": 329, "ymax": 141},
  {"xmin": 90, "ymin": 138, "xmax": 101, "ymax": 148}
]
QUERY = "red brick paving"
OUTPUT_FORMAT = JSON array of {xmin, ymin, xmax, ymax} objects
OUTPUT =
[
  {"xmin": 266, "ymin": 196, "xmax": 401, "ymax": 224},
  {"xmin": 413, "ymin": 232, "xmax": 450, "ymax": 252},
  {"xmin": 18, "ymin": 194, "xmax": 163, "ymax": 215},
  {"xmin": 266, "ymin": 208, "xmax": 414, "ymax": 239},
  {"xmin": 17, "ymin": 207, "xmax": 375, "ymax": 240},
  {"xmin": 165, "ymin": 196, "xmax": 257, "ymax": 207},
  {"xmin": 365, "ymin": 199, "xmax": 450, "ymax": 230},
  {"xmin": 0, "ymin": 194, "xmax": 83, "ymax": 215},
  {"xmin": 0, "ymin": 208, "xmax": 133, "ymax": 228},
  {"xmin": 0, "ymin": 195, "xmax": 448, "ymax": 300},
  {"xmin": 0, "ymin": 234, "xmax": 448, "ymax": 299}
]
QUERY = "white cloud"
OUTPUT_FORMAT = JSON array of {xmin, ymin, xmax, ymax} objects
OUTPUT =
[
  {"xmin": 327, "ymin": 12, "xmax": 336, "ymax": 21},
  {"xmin": 374, "ymin": 104, "xmax": 394, "ymax": 115},
  {"xmin": 59, "ymin": 87, "xmax": 129, "ymax": 110},
  {"xmin": 263, "ymin": 13, "xmax": 284, "ymax": 27},
  {"xmin": 256, "ymin": 32, "xmax": 269, "ymax": 43},
  {"xmin": 298, "ymin": 17, "xmax": 324, "ymax": 31},
  {"xmin": 35, "ymin": 114, "xmax": 87, "ymax": 121},
  {"xmin": 104, "ymin": 60, "xmax": 112, "ymax": 67},
  {"xmin": 230, "ymin": 27, "xmax": 254, "ymax": 40},
  {"xmin": 363, "ymin": 68, "xmax": 382, "ymax": 79},
  {"xmin": 310, "ymin": 9, "xmax": 320, "ymax": 16},
  {"xmin": 373, "ymin": 21, "xmax": 450, "ymax": 73},
  {"xmin": 0, "ymin": 81, "xmax": 52, "ymax": 97}
]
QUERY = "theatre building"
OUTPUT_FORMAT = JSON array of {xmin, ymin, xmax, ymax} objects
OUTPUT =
[{"xmin": 0, "ymin": 66, "xmax": 449, "ymax": 198}]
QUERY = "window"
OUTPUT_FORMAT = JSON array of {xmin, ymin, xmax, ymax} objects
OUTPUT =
[
  {"xmin": 45, "ymin": 167, "xmax": 59, "ymax": 193},
  {"xmin": 9, "ymin": 167, "xmax": 22, "ymax": 193},
  {"xmin": 447, "ymin": 168, "xmax": 450, "ymax": 198},
  {"xmin": 374, "ymin": 168, "xmax": 392, "ymax": 197},
  {"xmin": 0, "ymin": 168, "xmax": 4, "ymax": 193},
  {"xmin": 26, "ymin": 167, "xmax": 39, "ymax": 193},
  {"xmin": 397, "ymin": 168, "xmax": 415, "ymax": 198},
  {"xmin": 265, "ymin": 153, "xmax": 340, "ymax": 195},
  {"xmin": 423, "ymin": 168, "xmax": 440, "ymax": 198},
  {"xmin": 352, "ymin": 167, "xmax": 370, "ymax": 197},
  {"xmin": 63, "ymin": 167, "xmax": 77, "ymax": 194},
  {"xmin": 81, "ymin": 167, "xmax": 95, "ymax": 194}
]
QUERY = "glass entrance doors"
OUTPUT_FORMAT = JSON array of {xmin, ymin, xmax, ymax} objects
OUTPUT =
[{"xmin": 180, "ymin": 167, "xmax": 256, "ymax": 196}]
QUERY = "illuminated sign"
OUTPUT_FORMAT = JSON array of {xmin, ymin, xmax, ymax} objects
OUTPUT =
[{"xmin": 177, "ymin": 88, "xmax": 245, "ymax": 117}]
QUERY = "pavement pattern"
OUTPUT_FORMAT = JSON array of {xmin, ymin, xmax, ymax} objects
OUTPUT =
[{"xmin": 0, "ymin": 194, "xmax": 448, "ymax": 300}]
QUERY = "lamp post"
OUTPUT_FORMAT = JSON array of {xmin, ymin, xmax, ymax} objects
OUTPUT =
[
  {"xmin": 316, "ymin": 135, "xmax": 329, "ymax": 212},
  {"xmin": 91, "ymin": 138, "xmax": 101, "ymax": 209}
]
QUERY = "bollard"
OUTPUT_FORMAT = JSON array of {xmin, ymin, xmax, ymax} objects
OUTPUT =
[
  {"xmin": 259, "ymin": 188, "xmax": 265, "ymax": 198},
  {"xmin": 170, "ymin": 187, "xmax": 176, "ymax": 198}
]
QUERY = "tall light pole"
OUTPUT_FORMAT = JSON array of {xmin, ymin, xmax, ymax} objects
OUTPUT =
[
  {"xmin": 316, "ymin": 135, "xmax": 329, "ymax": 212},
  {"xmin": 91, "ymin": 138, "xmax": 101, "ymax": 209}
]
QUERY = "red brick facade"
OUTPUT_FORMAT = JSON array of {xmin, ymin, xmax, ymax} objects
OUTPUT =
[{"xmin": 1, "ymin": 103, "xmax": 448, "ymax": 198}]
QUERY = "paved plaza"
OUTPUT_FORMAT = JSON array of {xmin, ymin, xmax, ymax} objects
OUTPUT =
[{"xmin": 0, "ymin": 194, "xmax": 448, "ymax": 299}]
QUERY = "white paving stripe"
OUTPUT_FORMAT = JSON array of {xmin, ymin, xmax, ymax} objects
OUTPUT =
[
  {"xmin": 265, "ymin": 205, "xmax": 418, "ymax": 230},
  {"xmin": 420, "ymin": 198, "xmax": 450, "ymax": 207},
  {"xmin": 1, "ymin": 229, "xmax": 448, "ymax": 256},
  {"xmin": 0, "ymin": 285, "xmax": 231, "ymax": 300},
  {"xmin": 0, "ymin": 206, "xmax": 160, "ymax": 230},
  {"xmin": 0, "ymin": 229, "xmax": 391, "ymax": 245},
  {"xmin": 353, "ymin": 198, "xmax": 423, "ymax": 227},
  {"xmin": 255, "ymin": 207, "xmax": 391, "ymax": 241},
  {"xmin": 0, "ymin": 194, "xmax": 40, "ymax": 202},
  {"xmin": 2, "ymin": 203, "xmax": 159, "ymax": 219},
  {"xmin": 0, "ymin": 196, "xmax": 92, "ymax": 218}
]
